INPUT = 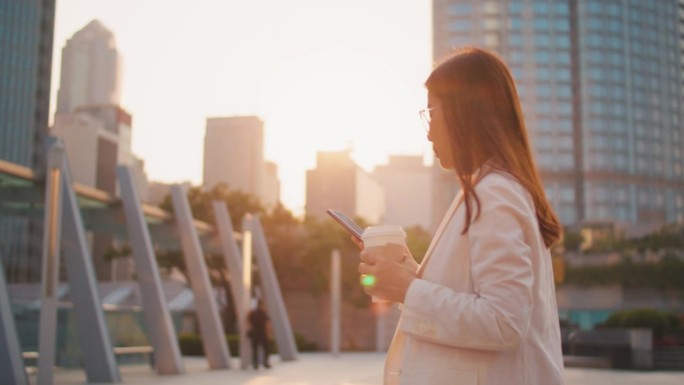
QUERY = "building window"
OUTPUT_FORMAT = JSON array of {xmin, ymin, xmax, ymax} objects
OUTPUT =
[
  {"xmin": 448, "ymin": 3, "xmax": 473, "ymax": 16},
  {"xmin": 533, "ymin": 2, "xmax": 549, "ymax": 15},
  {"xmin": 555, "ymin": 69, "xmax": 571, "ymax": 82},
  {"xmin": 535, "ymin": 34, "xmax": 551, "ymax": 47},
  {"xmin": 509, "ymin": 33, "xmax": 524, "ymax": 46},
  {"xmin": 557, "ymin": 85, "xmax": 572, "ymax": 99},
  {"xmin": 448, "ymin": 19, "xmax": 474, "ymax": 33},
  {"xmin": 485, "ymin": 33, "xmax": 500, "ymax": 46},
  {"xmin": 449, "ymin": 35, "xmax": 473, "ymax": 47},
  {"xmin": 510, "ymin": 17, "xmax": 524, "ymax": 30},
  {"xmin": 553, "ymin": 2, "xmax": 570, "ymax": 16},
  {"xmin": 534, "ymin": 18, "xmax": 550, "ymax": 31},
  {"xmin": 509, "ymin": 1, "xmax": 524, "ymax": 14},
  {"xmin": 483, "ymin": 1, "xmax": 500, "ymax": 14},
  {"xmin": 554, "ymin": 52, "xmax": 571, "ymax": 66},
  {"xmin": 556, "ymin": 102, "xmax": 572, "ymax": 116}
]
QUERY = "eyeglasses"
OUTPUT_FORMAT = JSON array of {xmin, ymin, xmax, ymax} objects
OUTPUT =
[{"xmin": 418, "ymin": 107, "xmax": 437, "ymax": 133}]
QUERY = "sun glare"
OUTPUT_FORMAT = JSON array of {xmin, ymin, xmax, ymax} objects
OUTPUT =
[{"xmin": 259, "ymin": 48, "xmax": 430, "ymax": 213}]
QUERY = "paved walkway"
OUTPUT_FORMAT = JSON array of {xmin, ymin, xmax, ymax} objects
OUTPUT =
[{"xmin": 40, "ymin": 353, "xmax": 684, "ymax": 385}]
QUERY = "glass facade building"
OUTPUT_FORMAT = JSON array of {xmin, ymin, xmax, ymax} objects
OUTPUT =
[
  {"xmin": 0, "ymin": 0, "xmax": 55, "ymax": 169},
  {"xmin": 432, "ymin": 0, "xmax": 684, "ymax": 228},
  {"xmin": 0, "ymin": 0, "xmax": 55, "ymax": 282}
]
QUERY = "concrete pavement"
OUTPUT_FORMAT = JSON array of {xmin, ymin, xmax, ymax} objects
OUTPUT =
[{"xmin": 38, "ymin": 352, "xmax": 684, "ymax": 385}]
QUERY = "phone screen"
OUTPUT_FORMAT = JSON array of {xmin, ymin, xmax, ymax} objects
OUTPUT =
[{"xmin": 326, "ymin": 209, "xmax": 363, "ymax": 241}]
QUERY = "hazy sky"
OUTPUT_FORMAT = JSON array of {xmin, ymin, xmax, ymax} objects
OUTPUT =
[{"xmin": 51, "ymin": 0, "xmax": 434, "ymax": 215}]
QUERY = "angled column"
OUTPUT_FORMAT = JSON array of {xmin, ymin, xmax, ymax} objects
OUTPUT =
[
  {"xmin": 117, "ymin": 166, "xmax": 184, "ymax": 375},
  {"xmin": 212, "ymin": 201, "xmax": 244, "ymax": 321},
  {"xmin": 0, "ymin": 260, "xmax": 28, "ymax": 385},
  {"xmin": 331, "ymin": 249, "xmax": 341, "ymax": 357},
  {"xmin": 57, "ymin": 144, "xmax": 120, "ymax": 383},
  {"xmin": 238, "ymin": 226, "xmax": 252, "ymax": 370},
  {"xmin": 245, "ymin": 215, "xmax": 298, "ymax": 361},
  {"xmin": 171, "ymin": 185, "xmax": 232, "ymax": 369},
  {"xmin": 37, "ymin": 144, "xmax": 65, "ymax": 385},
  {"xmin": 212, "ymin": 202, "xmax": 253, "ymax": 369}
]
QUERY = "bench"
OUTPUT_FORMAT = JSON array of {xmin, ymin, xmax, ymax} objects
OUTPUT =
[
  {"xmin": 113, "ymin": 346, "xmax": 155, "ymax": 368},
  {"xmin": 22, "ymin": 346, "xmax": 155, "ymax": 369}
]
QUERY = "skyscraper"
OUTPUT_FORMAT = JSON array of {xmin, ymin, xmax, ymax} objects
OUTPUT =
[
  {"xmin": 52, "ymin": 21, "xmax": 145, "ymax": 281},
  {"xmin": 432, "ymin": 0, "xmax": 684, "ymax": 231},
  {"xmin": 306, "ymin": 150, "xmax": 385, "ymax": 224},
  {"xmin": 372, "ymin": 155, "xmax": 432, "ymax": 230},
  {"xmin": 0, "ymin": 0, "xmax": 55, "ymax": 169},
  {"xmin": 203, "ymin": 116, "xmax": 266, "ymax": 199},
  {"xmin": 0, "ymin": 0, "xmax": 56, "ymax": 282},
  {"xmin": 56, "ymin": 19, "xmax": 122, "ymax": 114},
  {"xmin": 263, "ymin": 161, "xmax": 281, "ymax": 211}
]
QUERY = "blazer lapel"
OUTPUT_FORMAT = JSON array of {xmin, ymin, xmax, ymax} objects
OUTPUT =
[{"xmin": 417, "ymin": 189, "xmax": 464, "ymax": 277}]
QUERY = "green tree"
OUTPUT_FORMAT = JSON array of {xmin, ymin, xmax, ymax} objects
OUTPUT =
[{"xmin": 563, "ymin": 231, "xmax": 584, "ymax": 252}]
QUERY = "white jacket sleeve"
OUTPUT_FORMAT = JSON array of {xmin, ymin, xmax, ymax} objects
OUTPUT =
[{"xmin": 399, "ymin": 178, "xmax": 534, "ymax": 351}]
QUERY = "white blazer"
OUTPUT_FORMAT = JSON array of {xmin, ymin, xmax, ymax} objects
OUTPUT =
[{"xmin": 385, "ymin": 170, "xmax": 564, "ymax": 385}]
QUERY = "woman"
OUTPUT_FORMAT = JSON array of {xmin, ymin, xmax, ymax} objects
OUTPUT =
[{"xmin": 358, "ymin": 47, "xmax": 565, "ymax": 385}]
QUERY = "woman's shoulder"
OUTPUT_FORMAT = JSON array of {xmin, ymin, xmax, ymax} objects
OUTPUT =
[
  {"xmin": 474, "ymin": 170, "xmax": 533, "ymax": 209},
  {"xmin": 476, "ymin": 169, "xmax": 522, "ymax": 190}
]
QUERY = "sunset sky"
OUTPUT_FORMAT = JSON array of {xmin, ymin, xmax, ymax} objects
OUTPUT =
[{"xmin": 51, "ymin": 0, "xmax": 434, "ymax": 215}]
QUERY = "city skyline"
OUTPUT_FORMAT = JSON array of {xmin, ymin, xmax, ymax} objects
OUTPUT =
[{"xmin": 50, "ymin": 0, "xmax": 433, "ymax": 215}]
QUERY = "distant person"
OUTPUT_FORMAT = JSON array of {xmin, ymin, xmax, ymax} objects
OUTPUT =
[
  {"xmin": 247, "ymin": 300, "xmax": 271, "ymax": 369},
  {"xmin": 356, "ymin": 47, "xmax": 565, "ymax": 384}
]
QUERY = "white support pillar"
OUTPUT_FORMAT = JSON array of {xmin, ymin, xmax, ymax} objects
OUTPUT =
[
  {"xmin": 56, "ymin": 143, "xmax": 120, "ymax": 383},
  {"xmin": 330, "ymin": 249, "xmax": 341, "ymax": 357},
  {"xmin": 239, "ymin": 228, "xmax": 252, "ymax": 370},
  {"xmin": 213, "ymin": 201, "xmax": 252, "ymax": 369},
  {"xmin": 244, "ymin": 215, "xmax": 298, "ymax": 361},
  {"xmin": 0, "ymin": 260, "xmax": 28, "ymax": 385},
  {"xmin": 37, "ymin": 143, "xmax": 65, "ymax": 385},
  {"xmin": 117, "ymin": 166, "xmax": 184, "ymax": 375},
  {"xmin": 211, "ymin": 201, "xmax": 245, "ymax": 321},
  {"xmin": 376, "ymin": 303, "xmax": 388, "ymax": 352},
  {"xmin": 170, "ymin": 185, "xmax": 232, "ymax": 369}
]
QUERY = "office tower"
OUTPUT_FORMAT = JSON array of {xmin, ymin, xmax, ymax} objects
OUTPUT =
[
  {"xmin": 203, "ymin": 116, "xmax": 265, "ymax": 199},
  {"xmin": 0, "ymin": 0, "xmax": 56, "ymax": 282},
  {"xmin": 56, "ymin": 19, "xmax": 122, "ymax": 114},
  {"xmin": 306, "ymin": 150, "xmax": 385, "ymax": 224},
  {"xmin": 372, "ymin": 155, "xmax": 432, "ymax": 230},
  {"xmin": 263, "ymin": 161, "xmax": 281, "ymax": 211},
  {"xmin": 52, "ymin": 19, "xmax": 146, "ymax": 281},
  {"xmin": 52, "ymin": 105, "xmax": 147, "ymax": 197},
  {"xmin": 52, "ymin": 105, "xmax": 145, "ymax": 281},
  {"xmin": 0, "ymin": 0, "xmax": 55, "ymax": 168},
  {"xmin": 432, "ymin": 0, "xmax": 684, "ymax": 232}
]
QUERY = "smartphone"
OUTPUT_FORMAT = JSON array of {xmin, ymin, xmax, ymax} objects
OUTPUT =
[{"xmin": 326, "ymin": 209, "xmax": 363, "ymax": 242}]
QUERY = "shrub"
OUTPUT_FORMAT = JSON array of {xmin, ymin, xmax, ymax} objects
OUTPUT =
[
  {"xmin": 178, "ymin": 332, "xmax": 318, "ymax": 356},
  {"xmin": 663, "ymin": 311, "xmax": 683, "ymax": 332},
  {"xmin": 294, "ymin": 332, "xmax": 319, "ymax": 352},
  {"xmin": 603, "ymin": 309, "xmax": 670, "ymax": 339},
  {"xmin": 178, "ymin": 333, "xmax": 204, "ymax": 356}
]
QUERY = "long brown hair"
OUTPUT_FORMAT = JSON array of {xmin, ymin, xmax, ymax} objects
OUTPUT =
[{"xmin": 426, "ymin": 47, "xmax": 561, "ymax": 248}]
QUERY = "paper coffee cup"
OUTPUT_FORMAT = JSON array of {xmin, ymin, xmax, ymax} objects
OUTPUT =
[
  {"xmin": 361, "ymin": 225, "xmax": 406, "ymax": 303},
  {"xmin": 362, "ymin": 225, "xmax": 406, "ymax": 248}
]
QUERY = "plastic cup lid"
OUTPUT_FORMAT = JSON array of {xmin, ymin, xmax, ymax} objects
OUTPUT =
[{"xmin": 362, "ymin": 225, "xmax": 406, "ymax": 239}]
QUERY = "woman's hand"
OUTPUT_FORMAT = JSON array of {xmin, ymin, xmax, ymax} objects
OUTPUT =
[{"xmin": 358, "ymin": 244, "xmax": 418, "ymax": 303}]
